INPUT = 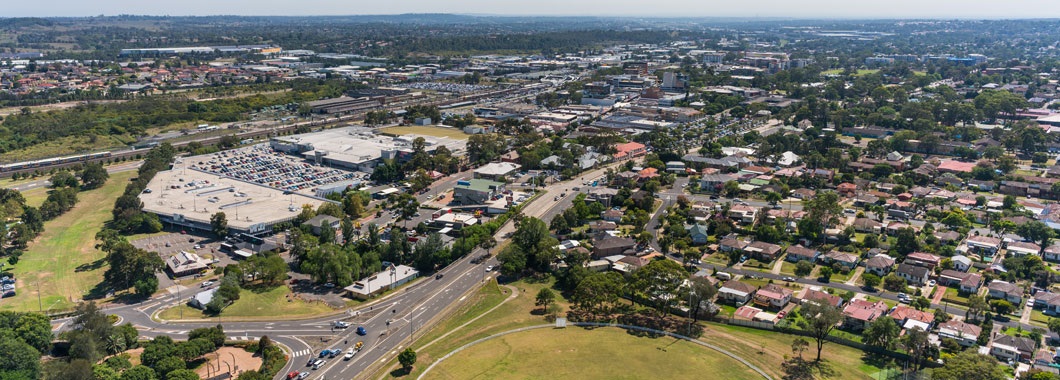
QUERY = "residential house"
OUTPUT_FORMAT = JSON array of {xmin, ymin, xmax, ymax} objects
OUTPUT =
[
  {"xmin": 802, "ymin": 289, "xmax": 844, "ymax": 308},
  {"xmin": 1044, "ymin": 244, "xmax": 1060, "ymax": 263},
  {"xmin": 752, "ymin": 284, "xmax": 793, "ymax": 310},
  {"xmin": 950, "ymin": 255, "xmax": 972, "ymax": 272},
  {"xmin": 852, "ymin": 218, "xmax": 884, "ymax": 234},
  {"xmin": 896, "ymin": 263, "xmax": 931, "ymax": 286},
  {"xmin": 967, "ymin": 235, "xmax": 1003, "ymax": 256},
  {"xmin": 959, "ymin": 273, "xmax": 984, "ymax": 294},
  {"xmin": 745, "ymin": 241, "xmax": 783, "ymax": 262},
  {"xmin": 1007, "ymin": 241, "xmax": 1041, "ymax": 257},
  {"xmin": 935, "ymin": 230, "xmax": 962, "ymax": 244},
  {"xmin": 591, "ymin": 234, "xmax": 637, "ymax": 258},
  {"xmin": 728, "ymin": 204, "xmax": 758, "ymax": 224},
  {"xmin": 719, "ymin": 237, "xmax": 749, "ymax": 253},
  {"xmin": 822, "ymin": 251, "xmax": 860, "ymax": 270},
  {"xmin": 1034, "ymin": 292, "xmax": 1060, "ymax": 316},
  {"xmin": 791, "ymin": 188, "xmax": 816, "ymax": 200},
  {"xmin": 601, "ymin": 209, "xmax": 624, "ymax": 223},
  {"xmin": 905, "ymin": 252, "xmax": 943, "ymax": 269},
  {"xmin": 863, "ymin": 255, "xmax": 896, "ymax": 276},
  {"xmin": 718, "ymin": 280, "xmax": 757, "ymax": 305},
  {"xmin": 842, "ymin": 299, "xmax": 889, "ymax": 331},
  {"xmin": 938, "ymin": 320, "xmax": 982, "ymax": 347},
  {"xmin": 837, "ymin": 182, "xmax": 858, "ymax": 197},
  {"xmin": 700, "ymin": 174, "xmax": 737, "ymax": 193},
  {"xmin": 889, "ymin": 305, "xmax": 935, "ymax": 331},
  {"xmin": 991, "ymin": 334, "xmax": 1036, "ymax": 362},
  {"xmin": 686, "ymin": 224, "xmax": 710, "ymax": 245},
  {"xmin": 939, "ymin": 270, "xmax": 984, "ymax": 293},
  {"xmin": 589, "ymin": 220, "xmax": 618, "ymax": 233},
  {"xmin": 587, "ymin": 188, "xmax": 619, "ymax": 207},
  {"xmin": 786, "ymin": 245, "xmax": 820, "ymax": 263},
  {"xmin": 987, "ymin": 281, "xmax": 1024, "ymax": 305}
]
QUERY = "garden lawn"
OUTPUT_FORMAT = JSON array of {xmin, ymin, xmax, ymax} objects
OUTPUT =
[
  {"xmin": 428, "ymin": 327, "xmax": 764, "ymax": 380},
  {"xmin": 157, "ymin": 285, "xmax": 336, "ymax": 321},
  {"xmin": 2, "ymin": 171, "xmax": 135, "ymax": 312}
]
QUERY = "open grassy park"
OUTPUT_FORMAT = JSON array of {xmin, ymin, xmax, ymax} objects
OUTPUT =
[
  {"xmin": 427, "ymin": 327, "xmax": 764, "ymax": 380},
  {"xmin": 378, "ymin": 125, "xmax": 470, "ymax": 140},
  {"xmin": 157, "ymin": 286, "xmax": 337, "ymax": 321},
  {"xmin": 377, "ymin": 276, "xmax": 886, "ymax": 380},
  {"xmin": 1, "ymin": 170, "xmax": 135, "ymax": 312}
]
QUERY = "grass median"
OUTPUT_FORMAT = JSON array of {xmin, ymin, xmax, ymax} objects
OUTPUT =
[{"xmin": 157, "ymin": 285, "xmax": 337, "ymax": 321}]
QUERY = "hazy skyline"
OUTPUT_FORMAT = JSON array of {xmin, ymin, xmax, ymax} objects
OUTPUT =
[{"xmin": 5, "ymin": 0, "xmax": 1060, "ymax": 19}]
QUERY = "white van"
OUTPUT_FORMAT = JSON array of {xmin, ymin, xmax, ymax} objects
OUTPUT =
[{"xmin": 716, "ymin": 272, "xmax": 732, "ymax": 281}]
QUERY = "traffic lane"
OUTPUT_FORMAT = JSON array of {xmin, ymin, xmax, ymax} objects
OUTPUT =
[{"xmin": 321, "ymin": 254, "xmax": 491, "ymax": 379}]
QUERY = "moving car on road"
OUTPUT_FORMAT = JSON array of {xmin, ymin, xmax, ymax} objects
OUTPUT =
[{"xmin": 356, "ymin": 326, "xmax": 367, "ymax": 336}]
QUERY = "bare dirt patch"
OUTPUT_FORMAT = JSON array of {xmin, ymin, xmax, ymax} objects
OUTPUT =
[{"xmin": 194, "ymin": 346, "xmax": 262, "ymax": 379}]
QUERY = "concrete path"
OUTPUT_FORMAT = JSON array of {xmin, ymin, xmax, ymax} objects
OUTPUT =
[
  {"xmin": 770, "ymin": 258, "xmax": 784, "ymax": 275},
  {"xmin": 1020, "ymin": 298, "xmax": 1034, "ymax": 325},
  {"xmin": 844, "ymin": 267, "xmax": 864, "ymax": 286}
]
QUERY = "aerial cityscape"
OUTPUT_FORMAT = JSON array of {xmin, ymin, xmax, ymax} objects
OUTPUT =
[{"xmin": 1, "ymin": 4, "xmax": 1060, "ymax": 380}]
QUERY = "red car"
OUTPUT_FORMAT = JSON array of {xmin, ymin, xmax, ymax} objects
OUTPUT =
[{"xmin": 287, "ymin": 371, "xmax": 300, "ymax": 379}]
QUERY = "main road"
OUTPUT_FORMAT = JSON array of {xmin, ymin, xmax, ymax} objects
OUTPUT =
[{"xmin": 81, "ymin": 159, "xmax": 624, "ymax": 380}]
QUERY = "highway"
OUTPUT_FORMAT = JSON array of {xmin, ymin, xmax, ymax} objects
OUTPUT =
[{"xmin": 65, "ymin": 159, "xmax": 624, "ymax": 380}]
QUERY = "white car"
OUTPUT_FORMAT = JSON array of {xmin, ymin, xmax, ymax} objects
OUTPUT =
[
  {"xmin": 485, "ymin": 265, "xmax": 494, "ymax": 272},
  {"xmin": 343, "ymin": 350, "xmax": 355, "ymax": 360},
  {"xmin": 201, "ymin": 281, "xmax": 214, "ymax": 288}
]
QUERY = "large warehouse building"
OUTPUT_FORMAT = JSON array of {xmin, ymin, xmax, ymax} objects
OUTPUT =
[
  {"xmin": 269, "ymin": 126, "xmax": 467, "ymax": 172},
  {"xmin": 139, "ymin": 160, "xmax": 333, "ymax": 235}
]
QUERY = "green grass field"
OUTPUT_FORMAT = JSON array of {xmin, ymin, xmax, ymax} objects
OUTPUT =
[
  {"xmin": 378, "ymin": 275, "xmax": 884, "ymax": 380},
  {"xmin": 156, "ymin": 285, "xmax": 337, "ymax": 321},
  {"xmin": 2, "ymin": 171, "xmax": 135, "ymax": 312},
  {"xmin": 428, "ymin": 327, "xmax": 764, "ymax": 380},
  {"xmin": 378, "ymin": 126, "xmax": 470, "ymax": 140},
  {"xmin": 19, "ymin": 186, "xmax": 48, "ymax": 208}
]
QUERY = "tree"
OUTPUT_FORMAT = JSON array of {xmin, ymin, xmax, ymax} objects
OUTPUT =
[
  {"xmin": 49, "ymin": 170, "xmax": 79, "ymax": 188},
  {"xmin": 912, "ymin": 296, "xmax": 931, "ymax": 311},
  {"xmin": 863, "ymin": 315, "xmax": 900, "ymax": 350},
  {"xmin": 932, "ymin": 349, "xmax": 1006, "ymax": 380},
  {"xmin": 990, "ymin": 299, "xmax": 1014, "ymax": 315},
  {"xmin": 535, "ymin": 288, "xmax": 556, "ymax": 312},
  {"xmin": 791, "ymin": 337, "xmax": 809, "ymax": 359},
  {"xmin": 795, "ymin": 260, "xmax": 814, "ymax": 277},
  {"xmin": 1048, "ymin": 318, "xmax": 1060, "ymax": 336},
  {"xmin": 966, "ymin": 295, "xmax": 989, "ymax": 322},
  {"xmin": 860, "ymin": 273, "xmax": 881, "ymax": 290},
  {"xmin": 903, "ymin": 327, "xmax": 937, "ymax": 371},
  {"xmin": 80, "ymin": 162, "xmax": 109, "ymax": 190},
  {"xmin": 1017, "ymin": 221, "xmax": 1055, "ymax": 251},
  {"xmin": 210, "ymin": 212, "xmax": 228, "ymax": 238},
  {"xmin": 688, "ymin": 277, "xmax": 718, "ymax": 321},
  {"xmin": 631, "ymin": 260, "xmax": 686, "ymax": 317},
  {"xmin": 165, "ymin": 370, "xmax": 199, "ymax": 380},
  {"xmin": 818, "ymin": 266, "xmax": 833, "ymax": 282},
  {"xmin": 398, "ymin": 348, "xmax": 417, "ymax": 371},
  {"xmin": 117, "ymin": 365, "xmax": 156, "ymax": 380},
  {"xmin": 800, "ymin": 301, "xmax": 843, "ymax": 362},
  {"xmin": 894, "ymin": 227, "xmax": 919, "ymax": 256},
  {"xmin": 0, "ymin": 332, "xmax": 41, "ymax": 379},
  {"xmin": 134, "ymin": 277, "xmax": 158, "ymax": 297},
  {"xmin": 883, "ymin": 273, "xmax": 907, "ymax": 292}
]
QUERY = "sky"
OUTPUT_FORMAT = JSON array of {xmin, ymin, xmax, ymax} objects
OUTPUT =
[{"xmin": 5, "ymin": 0, "xmax": 1060, "ymax": 19}]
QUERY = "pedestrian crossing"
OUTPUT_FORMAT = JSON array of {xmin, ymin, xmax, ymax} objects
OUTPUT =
[
  {"xmin": 292, "ymin": 349, "xmax": 312, "ymax": 357},
  {"xmin": 228, "ymin": 335, "xmax": 257, "ymax": 341}
]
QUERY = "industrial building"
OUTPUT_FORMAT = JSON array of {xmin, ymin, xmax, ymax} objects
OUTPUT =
[
  {"xmin": 452, "ymin": 179, "xmax": 506, "ymax": 205},
  {"xmin": 269, "ymin": 126, "xmax": 466, "ymax": 173},
  {"xmin": 305, "ymin": 96, "xmax": 383, "ymax": 114},
  {"xmin": 139, "ymin": 160, "xmax": 333, "ymax": 235}
]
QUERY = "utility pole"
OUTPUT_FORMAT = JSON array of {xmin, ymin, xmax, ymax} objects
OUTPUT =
[{"xmin": 36, "ymin": 281, "xmax": 42, "ymax": 313}]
